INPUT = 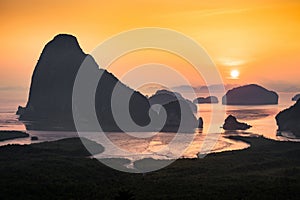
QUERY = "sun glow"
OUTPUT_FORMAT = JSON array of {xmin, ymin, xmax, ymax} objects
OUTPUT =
[
  {"xmin": 230, "ymin": 69, "xmax": 240, "ymax": 79},
  {"xmin": 1, "ymin": 1, "xmax": 300, "ymax": 88}
]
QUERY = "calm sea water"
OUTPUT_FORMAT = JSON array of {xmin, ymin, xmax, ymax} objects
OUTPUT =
[{"xmin": 0, "ymin": 90, "xmax": 299, "ymax": 162}]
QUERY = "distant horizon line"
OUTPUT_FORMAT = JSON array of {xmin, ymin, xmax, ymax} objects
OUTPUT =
[{"xmin": 1, "ymin": 82, "xmax": 300, "ymax": 93}]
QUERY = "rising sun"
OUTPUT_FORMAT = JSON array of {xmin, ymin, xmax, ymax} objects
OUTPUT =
[{"xmin": 230, "ymin": 69, "xmax": 240, "ymax": 79}]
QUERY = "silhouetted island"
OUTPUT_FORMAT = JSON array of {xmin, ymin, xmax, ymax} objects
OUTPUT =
[
  {"xmin": 16, "ymin": 34, "xmax": 198, "ymax": 132},
  {"xmin": 276, "ymin": 99, "xmax": 300, "ymax": 137},
  {"xmin": 148, "ymin": 89, "xmax": 197, "ymax": 113},
  {"xmin": 193, "ymin": 96, "xmax": 218, "ymax": 104},
  {"xmin": 222, "ymin": 84, "xmax": 278, "ymax": 105},
  {"xmin": 223, "ymin": 115, "xmax": 252, "ymax": 130},
  {"xmin": 31, "ymin": 136, "xmax": 39, "ymax": 141},
  {"xmin": 148, "ymin": 90, "xmax": 199, "ymax": 132},
  {"xmin": 292, "ymin": 94, "xmax": 300, "ymax": 101},
  {"xmin": 17, "ymin": 34, "xmax": 151, "ymax": 131}
]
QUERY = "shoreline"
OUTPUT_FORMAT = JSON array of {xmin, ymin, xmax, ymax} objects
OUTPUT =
[
  {"xmin": 0, "ymin": 130, "xmax": 29, "ymax": 141},
  {"xmin": 0, "ymin": 135, "xmax": 299, "ymax": 199},
  {"xmin": 0, "ymin": 130, "xmax": 253, "ymax": 161},
  {"xmin": 0, "ymin": 129, "xmax": 299, "ymax": 157}
]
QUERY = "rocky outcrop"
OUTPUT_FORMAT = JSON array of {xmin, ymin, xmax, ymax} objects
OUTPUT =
[
  {"xmin": 292, "ymin": 94, "xmax": 300, "ymax": 101},
  {"xmin": 16, "ymin": 106, "xmax": 26, "ymax": 115},
  {"xmin": 156, "ymin": 100, "xmax": 198, "ymax": 132},
  {"xmin": 149, "ymin": 90, "xmax": 197, "ymax": 113},
  {"xmin": 223, "ymin": 115, "xmax": 252, "ymax": 130},
  {"xmin": 148, "ymin": 90, "xmax": 198, "ymax": 132},
  {"xmin": 17, "ymin": 34, "xmax": 151, "ymax": 131},
  {"xmin": 222, "ymin": 84, "xmax": 278, "ymax": 105},
  {"xmin": 276, "ymin": 99, "xmax": 300, "ymax": 137},
  {"xmin": 197, "ymin": 117, "xmax": 203, "ymax": 128},
  {"xmin": 193, "ymin": 96, "xmax": 218, "ymax": 104},
  {"xmin": 31, "ymin": 136, "xmax": 38, "ymax": 141}
]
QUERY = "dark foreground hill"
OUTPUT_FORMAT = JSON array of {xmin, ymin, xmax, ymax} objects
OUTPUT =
[
  {"xmin": 0, "ymin": 136, "xmax": 299, "ymax": 199},
  {"xmin": 0, "ymin": 131, "xmax": 29, "ymax": 141}
]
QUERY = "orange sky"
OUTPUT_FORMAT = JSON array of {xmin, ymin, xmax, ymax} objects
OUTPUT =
[{"xmin": 1, "ymin": 0, "xmax": 300, "ymax": 92}]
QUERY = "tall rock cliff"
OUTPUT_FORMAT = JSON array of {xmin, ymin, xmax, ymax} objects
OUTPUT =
[{"xmin": 18, "ymin": 34, "xmax": 151, "ymax": 131}]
